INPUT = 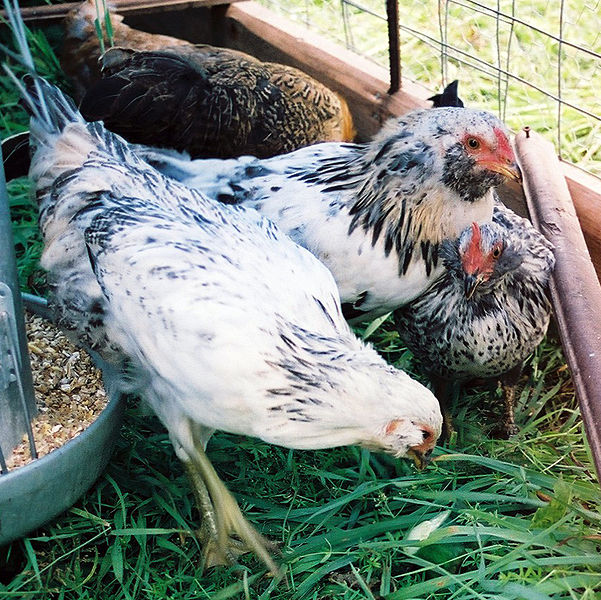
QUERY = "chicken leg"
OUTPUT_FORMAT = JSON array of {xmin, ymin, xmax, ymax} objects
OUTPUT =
[
  {"xmin": 181, "ymin": 442, "xmax": 279, "ymax": 574},
  {"xmin": 431, "ymin": 375, "xmax": 458, "ymax": 443},
  {"xmin": 497, "ymin": 363, "xmax": 523, "ymax": 438},
  {"xmin": 183, "ymin": 461, "xmax": 244, "ymax": 566},
  {"xmin": 166, "ymin": 418, "xmax": 278, "ymax": 573}
]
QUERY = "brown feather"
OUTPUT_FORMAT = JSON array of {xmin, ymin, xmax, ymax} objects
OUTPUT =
[{"xmin": 61, "ymin": 0, "xmax": 355, "ymax": 158}]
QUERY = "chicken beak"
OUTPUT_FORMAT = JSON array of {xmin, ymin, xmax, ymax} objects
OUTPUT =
[
  {"xmin": 499, "ymin": 162, "xmax": 522, "ymax": 183},
  {"xmin": 487, "ymin": 161, "xmax": 522, "ymax": 183},
  {"xmin": 464, "ymin": 273, "xmax": 484, "ymax": 299},
  {"xmin": 408, "ymin": 449, "xmax": 431, "ymax": 471}
]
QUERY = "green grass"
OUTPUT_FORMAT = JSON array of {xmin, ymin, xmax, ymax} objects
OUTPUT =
[
  {"xmin": 258, "ymin": 0, "xmax": 601, "ymax": 178},
  {"xmin": 1, "ymin": 12, "xmax": 601, "ymax": 600},
  {"xmin": 1, "ymin": 335, "xmax": 600, "ymax": 599},
  {"xmin": 1, "ymin": 22, "xmax": 69, "ymax": 294}
]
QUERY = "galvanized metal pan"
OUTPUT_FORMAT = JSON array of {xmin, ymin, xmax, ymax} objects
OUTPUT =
[
  {"xmin": 0, "ymin": 293, "xmax": 124, "ymax": 544},
  {"xmin": 0, "ymin": 142, "xmax": 124, "ymax": 543}
]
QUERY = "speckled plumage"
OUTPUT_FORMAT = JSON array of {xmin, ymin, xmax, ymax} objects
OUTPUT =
[
  {"xmin": 62, "ymin": 0, "xmax": 354, "ymax": 159},
  {"xmin": 21, "ymin": 76, "xmax": 441, "ymax": 453},
  {"xmin": 138, "ymin": 107, "xmax": 519, "ymax": 322},
  {"xmin": 394, "ymin": 201, "xmax": 555, "ymax": 434},
  {"xmin": 10, "ymin": 65, "xmax": 441, "ymax": 567}
]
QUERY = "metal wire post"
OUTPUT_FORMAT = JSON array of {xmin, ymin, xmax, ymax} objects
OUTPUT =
[
  {"xmin": 386, "ymin": 0, "xmax": 400, "ymax": 94},
  {"xmin": 0, "ymin": 142, "xmax": 37, "ymax": 466}
]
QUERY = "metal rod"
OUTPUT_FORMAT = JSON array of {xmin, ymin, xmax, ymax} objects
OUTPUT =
[
  {"xmin": 345, "ymin": 0, "xmax": 601, "ymax": 64},
  {"xmin": 495, "ymin": 0, "xmax": 502, "ymax": 116},
  {"xmin": 557, "ymin": 0, "xmax": 565, "ymax": 160},
  {"xmin": 341, "ymin": 0, "xmax": 356, "ymax": 53},
  {"xmin": 339, "ymin": 0, "xmax": 384, "ymax": 20},
  {"xmin": 501, "ymin": 0, "xmax": 517, "ymax": 123},
  {"xmin": 0, "ymin": 141, "xmax": 37, "ymax": 466},
  {"xmin": 386, "ymin": 0, "xmax": 400, "ymax": 94},
  {"xmin": 4, "ymin": 309, "xmax": 37, "ymax": 460},
  {"xmin": 450, "ymin": 0, "xmax": 601, "ymax": 61},
  {"xmin": 396, "ymin": 24, "xmax": 601, "ymax": 123},
  {"xmin": 437, "ymin": 0, "xmax": 449, "ymax": 86}
]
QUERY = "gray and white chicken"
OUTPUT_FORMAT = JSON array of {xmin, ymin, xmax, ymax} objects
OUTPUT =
[
  {"xmin": 138, "ymin": 107, "xmax": 521, "ymax": 322},
  {"xmin": 394, "ymin": 202, "xmax": 555, "ymax": 438},
  {"xmin": 3, "ymin": 0, "xmax": 441, "ymax": 571}
]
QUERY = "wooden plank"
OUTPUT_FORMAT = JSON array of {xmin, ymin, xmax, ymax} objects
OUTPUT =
[
  {"xmin": 1, "ymin": 0, "xmax": 238, "ymax": 24},
  {"xmin": 516, "ymin": 129, "xmax": 601, "ymax": 483},
  {"xmin": 564, "ymin": 165, "xmax": 601, "ymax": 282}
]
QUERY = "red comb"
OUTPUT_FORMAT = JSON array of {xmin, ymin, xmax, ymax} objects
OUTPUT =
[
  {"xmin": 462, "ymin": 222, "xmax": 483, "ymax": 275},
  {"xmin": 470, "ymin": 222, "xmax": 481, "ymax": 245},
  {"xmin": 493, "ymin": 126, "xmax": 514, "ymax": 160}
]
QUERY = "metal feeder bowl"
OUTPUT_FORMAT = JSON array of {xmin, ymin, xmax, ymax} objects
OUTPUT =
[
  {"xmin": 0, "ymin": 129, "xmax": 124, "ymax": 544},
  {"xmin": 0, "ymin": 294, "xmax": 124, "ymax": 545}
]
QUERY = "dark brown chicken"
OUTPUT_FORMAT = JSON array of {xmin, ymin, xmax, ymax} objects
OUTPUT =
[{"xmin": 61, "ymin": 0, "xmax": 355, "ymax": 158}]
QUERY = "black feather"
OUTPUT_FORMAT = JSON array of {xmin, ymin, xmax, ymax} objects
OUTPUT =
[{"xmin": 429, "ymin": 80, "xmax": 464, "ymax": 108}]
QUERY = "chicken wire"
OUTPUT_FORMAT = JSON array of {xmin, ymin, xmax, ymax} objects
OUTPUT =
[{"xmin": 257, "ymin": 0, "xmax": 601, "ymax": 178}]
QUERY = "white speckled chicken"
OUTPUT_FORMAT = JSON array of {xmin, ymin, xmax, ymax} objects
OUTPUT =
[
  {"xmin": 61, "ymin": 0, "xmax": 355, "ymax": 158},
  {"xmin": 138, "ymin": 107, "xmax": 521, "ymax": 322},
  {"xmin": 394, "ymin": 202, "xmax": 555, "ymax": 438},
  {"xmin": 4, "ymin": 0, "xmax": 441, "ymax": 570}
]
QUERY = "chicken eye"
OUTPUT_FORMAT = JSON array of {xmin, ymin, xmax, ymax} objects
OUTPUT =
[
  {"xmin": 421, "ymin": 427, "xmax": 434, "ymax": 442},
  {"xmin": 492, "ymin": 245, "xmax": 502, "ymax": 258},
  {"xmin": 467, "ymin": 137, "xmax": 480, "ymax": 149}
]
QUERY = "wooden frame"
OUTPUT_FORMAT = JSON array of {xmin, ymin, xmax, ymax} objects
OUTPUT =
[{"xmin": 6, "ymin": 0, "xmax": 239, "ymax": 22}]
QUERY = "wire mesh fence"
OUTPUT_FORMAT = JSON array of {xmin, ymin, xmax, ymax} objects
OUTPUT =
[{"xmin": 258, "ymin": 0, "xmax": 601, "ymax": 178}]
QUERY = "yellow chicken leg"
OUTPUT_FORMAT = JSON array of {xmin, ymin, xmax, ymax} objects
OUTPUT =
[{"xmin": 184, "ymin": 445, "xmax": 280, "ymax": 575}]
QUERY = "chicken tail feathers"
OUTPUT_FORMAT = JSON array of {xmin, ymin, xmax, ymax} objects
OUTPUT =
[
  {"xmin": 2, "ymin": 0, "xmax": 83, "ymax": 136},
  {"xmin": 23, "ymin": 74, "xmax": 84, "ymax": 133},
  {"xmin": 429, "ymin": 80, "xmax": 464, "ymax": 109}
]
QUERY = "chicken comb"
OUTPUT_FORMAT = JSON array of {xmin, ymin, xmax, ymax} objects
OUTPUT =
[
  {"xmin": 493, "ymin": 126, "xmax": 514, "ymax": 160},
  {"xmin": 470, "ymin": 222, "xmax": 482, "ymax": 246},
  {"xmin": 462, "ymin": 222, "xmax": 484, "ymax": 274}
]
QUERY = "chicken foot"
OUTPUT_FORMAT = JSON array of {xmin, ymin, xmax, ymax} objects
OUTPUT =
[
  {"xmin": 183, "ymin": 462, "xmax": 245, "ymax": 566},
  {"xmin": 183, "ymin": 445, "xmax": 280, "ymax": 574}
]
